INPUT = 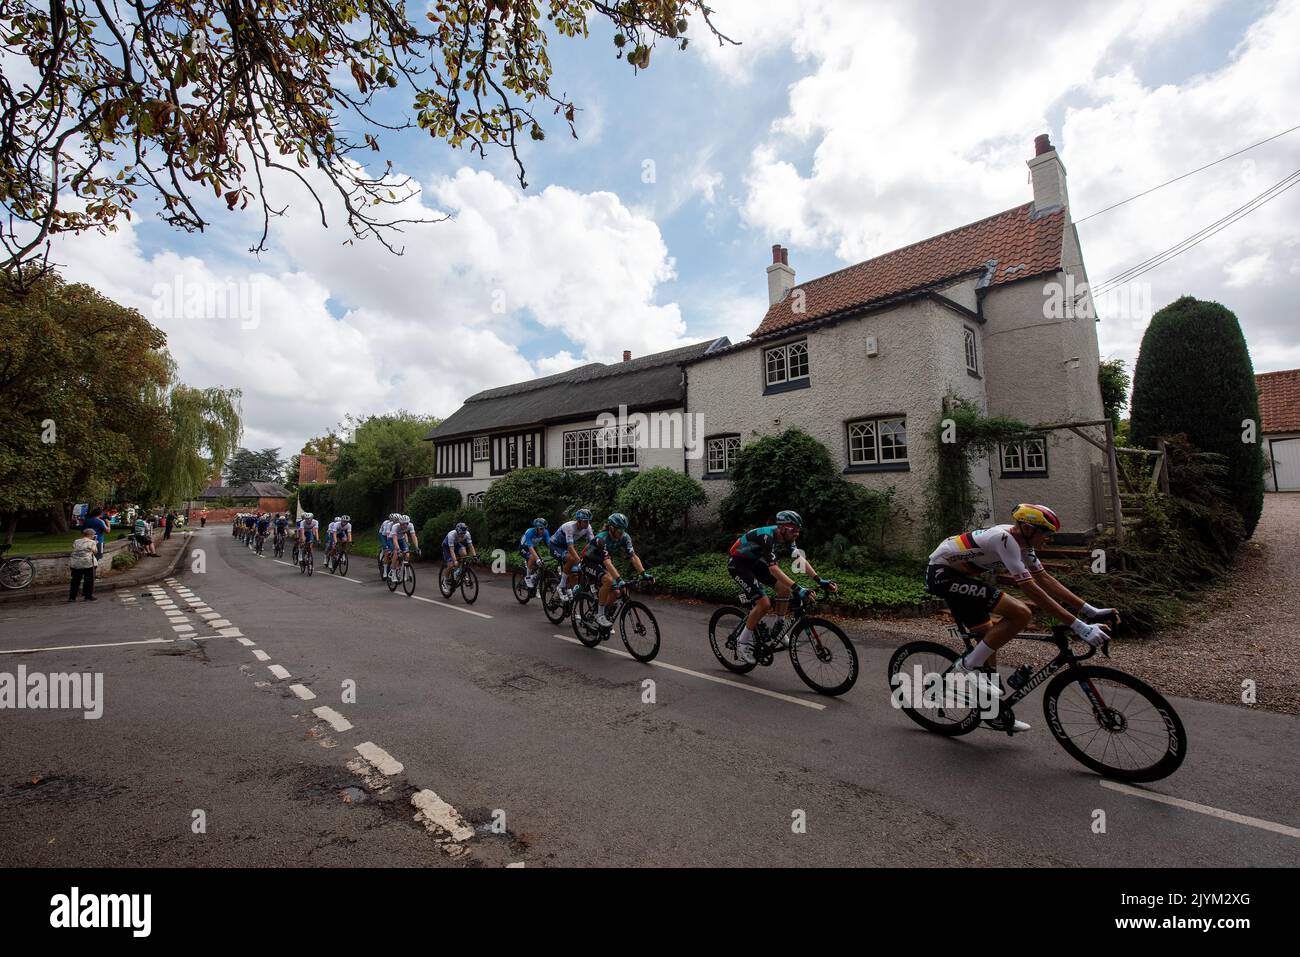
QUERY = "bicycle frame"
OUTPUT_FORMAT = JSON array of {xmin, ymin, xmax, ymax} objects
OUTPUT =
[{"xmin": 951, "ymin": 623, "xmax": 1109, "ymax": 718}]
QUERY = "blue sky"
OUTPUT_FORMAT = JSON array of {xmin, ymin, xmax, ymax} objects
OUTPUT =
[{"xmin": 45, "ymin": 0, "xmax": 1300, "ymax": 454}]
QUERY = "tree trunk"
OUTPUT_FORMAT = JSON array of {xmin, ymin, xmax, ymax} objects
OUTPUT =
[
  {"xmin": 46, "ymin": 504, "xmax": 69, "ymax": 534},
  {"xmin": 3, "ymin": 513, "xmax": 17, "ymax": 545}
]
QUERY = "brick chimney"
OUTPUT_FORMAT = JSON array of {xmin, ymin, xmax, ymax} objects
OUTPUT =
[
  {"xmin": 622, "ymin": 350, "xmax": 632, "ymax": 362},
  {"xmin": 766, "ymin": 243, "xmax": 795, "ymax": 306},
  {"xmin": 1026, "ymin": 132, "xmax": 1069, "ymax": 216}
]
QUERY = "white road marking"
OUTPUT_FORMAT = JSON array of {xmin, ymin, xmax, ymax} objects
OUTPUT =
[
  {"xmin": 236, "ymin": 638, "xmax": 255, "ymax": 647},
  {"xmin": 217, "ymin": 627, "xmax": 243, "ymax": 637},
  {"xmin": 164, "ymin": 611, "xmax": 185, "ymax": 618},
  {"xmin": 1100, "ymin": 781, "xmax": 1300, "ymax": 839},
  {"xmin": 268, "ymin": 664, "xmax": 291, "ymax": 680},
  {"xmin": 411, "ymin": 789, "xmax": 474, "ymax": 841},
  {"xmin": 290, "ymin": 684, "xmax": 317, "ymax": 700},
  {"xmin": 208, "ymin": 619, "xmax": 232, "ymax": 628},
  {"xmin": 172, "ymin": 625, "xmax": 195, "ymax": 633},
  {"xmin": 410, "ymin": 594, "xmax": 493, "ymax": 619},
  {"xmin": 313, "ymin": 706, "xmax": 353, "ymax": 732},
  {"xmin": 194, "ymin": 607, "xmax": 212, "ymax": 614},
  {"xmin": 199, "ymin": 612, "xmax": 220, "ymax": 620},
  {"xmin": 506, "ymin": 862, "xmax": 526, "ymax": 868},
  {"xmin": 550, "ymin": 634, "xmax": 826, "ymax": 711},
  {"xmin": 355, "ymin": 742, "xmax": 404, "ymax": 776},
  {"xmin": 273, "ymin": 560, "xmax": 295, "ymax": 567},
  {"xmin": 0, "ymin": 635, "xmax": 212, "ymax": 654},
  {"xmin": 252, "ymin": 650, "xmax": 270, "ymax": 662}
]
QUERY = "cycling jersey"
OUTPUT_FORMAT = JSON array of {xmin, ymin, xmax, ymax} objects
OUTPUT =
[
  {"xmin": 274, "ymin": 518, "xmax": 288, "ymax": 532},
  {"xmin": 729, "ymin": 525, "xmax": 798, "ymax": 566},
  {"xmin": 928, "ymin": 524, "xmax": 1044, "ymax": 584},
  {"xmin": 243, "ymin": 516, "xmax": 256, "ymax": 528},
  {"xmin": 300, "ymin": 518, "xmax": 319, "ymax": 542},
  {"xmin": 550, "ymin": 520, "xmax": 593, "ymax": 549},
  {"xmin": 392, "ymin": 521, "xmax": 414, "ymax": 542},
  {"xmin": 327, "ymin": 521, "xmax": 338, "ymax": 539},
  {"xmin": 519, "ymin": 527, "xmax": 550, "ymax": 552},
  {"xmin": 581, "ymin": 530, "xmax": 634, "ymax": 567},
  {"xmin": 443, "ymin": 529, "xmax": 472, "ymax": 550},
  {"xmin": 335, "ymin": 521, "xmax": 352, "ymax": 540},
  {"xmin": 256, "ymin": 518, "xmax": 270, "ymax": 533}
]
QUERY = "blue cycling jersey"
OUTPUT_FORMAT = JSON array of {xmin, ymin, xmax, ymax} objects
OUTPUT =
[{"xmin": 520, "ymin": 527, "xmax": 551, "ymax": 550}]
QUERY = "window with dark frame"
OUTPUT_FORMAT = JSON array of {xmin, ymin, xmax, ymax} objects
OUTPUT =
[
  {"xmin": 562, "ymin": 425, "xmax": 638, "ymax": 469},
  {"xmin": 964, "ymin": 327, "xmax": 978, "ymax": 375},
  {"xmin": 846, "ymin": 416, "xmax": 908, "ymax": 466},
  {"xmin": 706, "ymin": 435, "xmax": 741, "ymax": 474},
  {"xmin": 1000, "ymin": 438, "xmax": 1048, "ymax": 476},
  {"xmin": 764, "ymin": 338, "xmax": 810, "ymax": 387},
  {"xmin": 472, "ymin": 436, "xmax": 488, "ymax": 461}
]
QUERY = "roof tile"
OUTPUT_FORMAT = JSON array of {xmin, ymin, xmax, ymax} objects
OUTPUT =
[{"xmin": 1257, "ymin": 368, "xmax": 1300, "ymax": 433}]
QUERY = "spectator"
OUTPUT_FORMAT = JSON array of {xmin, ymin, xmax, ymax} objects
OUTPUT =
[
  {"xmin": 200, "ymin": 508, "xmax": 208, "ymax": 528},
  {"xmin": 68, "ymin": 528, "xmax": 99, "ymax": 602},
  {"xmin": 164, "ymin": 511, "xmax": 175, "ymax": 541},
  {"xmin": 133, "ymin": 514, "xmax": 157, "ymax": 557},
  {"xmin": 83, "ymin": 507, "xmax": 108, "ymax": 560}
]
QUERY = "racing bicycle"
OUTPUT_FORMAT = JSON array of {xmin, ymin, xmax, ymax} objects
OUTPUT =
[
  {"xmin": 438, "ymin": 557, "xmax": 479, "ymax": 604},
  {"xmin": 708, "ymin": 587, "xmax": 858, "ymax": 696},
  {"xmin": 386, "ymin": 547, "xmax": 417, "ymax": 596},
  {"xmin": 886, "ymin": 621, "xmax": 1187, "ymax": 782},
  {"xmin": 570, "ymin": 576, "xmax": 660, "ymax": 663}
]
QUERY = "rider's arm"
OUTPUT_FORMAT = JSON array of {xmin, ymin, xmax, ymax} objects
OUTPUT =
[
  {"xmin": 1017, "ymin": 575, "xmax": 1083, "ymax": 626},
  {"xmin": 630, "ymin": 553, "xmax": 646, "ymax": 576},
  {"xmin": 1029, "ymin": 569, "xmax": 1108, "ymax": 620},
  {"xmin": 769, "ymin": 561, "xmax": 796, "ymax": 589}
]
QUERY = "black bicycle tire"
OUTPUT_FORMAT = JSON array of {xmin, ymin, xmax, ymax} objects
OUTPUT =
[
  {"xmin": 402, "ymin": 563, "xmax": 415, "ymax": 596},
  {"xmin": 338, "ymin": 552, "xmax": 348, "ymax": 576},
  {"xmin": 461, "ymin": 566, "xmax": 479, "ymax": 604},
  {"xmin": 789, "ymin": 616, "xmax": 859, "ymax": 696},
  {"xmin": 0, "ymin": 558, "xmax": 36, "ymax": 590},
  {"xmin": 708, "ymin": 606, "xmax": 757, "ymax": 675},
  {"xmin": 571, "ymin": 593, "xmax": 601, "ymax": 647},
  {"xmin": 511, "ymin": 571, "xmax": 532, "ymax": 604},
  {"xmin": 541, "ymin": 574, "xmax": 568, "ymax": 624},
  {"xmin": 886, "ymin": 641, "xmax": 983, "ymax": 736},
  {"xmin": 1043, "ymin": 665, "xmax": 1187, "ymax": 782},
  {"xmin": 438, "ymin": 565, "xmax": 455, "ymax": 598}
]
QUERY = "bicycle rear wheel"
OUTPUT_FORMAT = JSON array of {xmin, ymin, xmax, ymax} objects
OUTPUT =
[
  {"xmin": 402, "ymin": 562, "xmax": 416, "ymax": 596},
  {"xmin": 1043, "ymin": 666, "xmax": 1187, "ymax": 782},
  {"xmin": 511, "ymin": 570, "xmax": 532, "ymax": 604},
  {"xmin": 886, "ymin": 641, "xmax": 983, "ymax": 735},
  {"xmin": 619, "ymin": 600, "xmax": 660, "ymax": 662},
  {"xmin": 0, "ymin": 558, "xmax": 35, "ymax": 590},
  {"xmin": 789, "ymin": 617, "xmax": 858, "ymax": 696},
  {"xmin": 461, "ymin": 566, "xmax": 479, "ymax": 604},
  {"xmin": 707, "ymin": 607, "xmax": 756, "ymax": 674}
]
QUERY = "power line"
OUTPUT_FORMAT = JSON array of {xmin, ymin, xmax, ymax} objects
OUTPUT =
[
  {"xmin": 1074, "ymin": 123, "xmax": 1300, "ymax": 224},
  {"xmin": 1089, "ymin": 166, "xmax": 1300, "ymax": 298}
]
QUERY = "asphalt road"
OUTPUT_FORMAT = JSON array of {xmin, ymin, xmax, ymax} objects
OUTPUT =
[{"xmin": 2, "ymin": 527, "xmax": 1297, "ymax": 867}]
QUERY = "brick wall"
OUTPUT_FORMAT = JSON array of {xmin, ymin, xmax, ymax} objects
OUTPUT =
[{"xmin": 299, "ymin": 455, "xmax": 334, "ymax": 486}]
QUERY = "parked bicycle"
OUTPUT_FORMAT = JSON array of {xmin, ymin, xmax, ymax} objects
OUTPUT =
[
  {"xmin": 708, "ymin": 587, "xmax": 858, "ymax": 696},
  {"xmin": 570, "ymin": 577, "xmax": 660, "ymax": 663},
  {"xmin": 438, "ymin": 558, "xmax": 479, "ymax": 604},
  {"xmin": 886, "ymin": 620, "xmax": 1187, "ymax": 782},
  {"xmin": 0, "ymin": 544, "xmax": 36, "ymax": 590}
]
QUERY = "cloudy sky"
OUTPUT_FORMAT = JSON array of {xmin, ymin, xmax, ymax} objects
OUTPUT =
[{"xmin": 41, "ymin": 0, "xmax": 1300, "ymax": 456}]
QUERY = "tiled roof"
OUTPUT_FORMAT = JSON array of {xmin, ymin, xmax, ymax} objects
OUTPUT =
[
  {"xmin": 1257, "ymin": 368, "xmax": 1300, "ymax": 433},
  {"xmin": 752, "ymin": 202, "xmax": 1067, "ymax": 338},
  {"xmin": 427, "ymin": 339, "xmax": 730, "ymax": 442},
  {"xmin": 198, "ymin": 482, "xmax": 291, "ymax": 500}
]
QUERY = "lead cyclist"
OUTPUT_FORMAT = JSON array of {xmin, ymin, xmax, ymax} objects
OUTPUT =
[{"xmin": 925, "ymin": 503, "xmax": 1118, "ymax": 733}]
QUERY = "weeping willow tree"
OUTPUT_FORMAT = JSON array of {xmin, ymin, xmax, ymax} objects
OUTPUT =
[{"xmin": 146, "ymin": 368, "xmax": 242, "ymax": 507}]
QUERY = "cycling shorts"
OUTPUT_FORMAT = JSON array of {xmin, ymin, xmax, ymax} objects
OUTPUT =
[
  {"xmin": 442, "ymin": 542, "xmax": 468, "ymax": 564},
  {"xmin": 925, "ymin": 564, "xmax": 1001, "ymax": 630},
  {"xmin": 727, "ymin": 555, "xmax": 776, "ymax": 605}
]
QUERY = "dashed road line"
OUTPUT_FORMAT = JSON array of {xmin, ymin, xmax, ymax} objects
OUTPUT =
[
  {"xmin": 268, "ymin": 664, "xmax": 291, "ymax": 680},
  {"xmin": 290, "ymin": 683, "xmax": 317, "ymax": 701},
  {"xmin": 236, "ymin": 638, "xmax": 256, "ymax": 647},
  {"xmin": 410, "ymin": 594, "xmax": 493, "ymax": 620},
  {"xmin": 550, "ymin": 634, "xmax": 825, "ymax": 711},
  {"xmin": 313, "ymin": 706, "xmax": 353, "ymax": 732},
  {"xmin": 411, "ymin": 789, "xmax": 474, "ymax": 841},
  {"xmin": 355, "ymin": 742, "xmax": 403, "ymax": 775},
  {"xmin": 1100, "ymin": 781, "xmax": 1300, "ymax": 839},
  {"xmin": 252, "ymin": 650, "xmax": 271, "ymax": 662}
]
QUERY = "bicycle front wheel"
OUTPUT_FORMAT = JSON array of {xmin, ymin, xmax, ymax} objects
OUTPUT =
[
  {"xmin": 1043, "ymin": 666, "xmax": 1187, "ymax": 782},
  {"xmin": 886, "ymin": 641, "xmax": 982, "ymax": 735},
  {"xmin": 541, "ymin": 575, "xmax": 568, "ymax": 624},
  {"xmin": 619, "ymin": 600, "xmax": 660, "ymax": 662},
  {"xmin": 338, "ymin": 552, "xmax": 349, "ymax": 576},
  {"xmin": 511, "ymin": 570, "xmax": 532, "ymax": 604},
  {"xmin": 461, "ymin": 567, "xmax": 479, "ymax": 604},
  {"xmin": 789, "ymin": 616, "xmax": 858, "ymax": 696},
  {"xmin": 571, "ymin": 592, "xmax": 602, "ymax": 647},
  {"xmin": 707, "ymin": 607, "xmax": 756, "ymax": 674},
  {"xmin": 0, "ymin": 558, "xmax": 35, "ymax": 590},
  {"xmin": 387, "ymin": 565, "xmax": 399, "ymax": 592},
  {"xmin": 402, "ymin": 563, "xmax": 416, "ymax": 596}
]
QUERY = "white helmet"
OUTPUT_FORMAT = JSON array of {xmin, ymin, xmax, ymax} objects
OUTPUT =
[
  {"xmin": 340, "ymin": 515, "xmax": 350, "ymax": 522},
  {"xmin": 400, "ymin": 514, "xmax": 410, "ymax": 523},
  {"xmin": 304, "ymin": 512, "xmax": 313, "ymax": 519}
]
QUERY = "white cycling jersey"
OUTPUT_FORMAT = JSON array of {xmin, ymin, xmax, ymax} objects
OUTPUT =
[
  {"xmin": 379, "ymin": 520, "xmax": 392, "ymax": 538},
  {"xmin": 444, "ymin": 529, "xmax": 472, "ymax": 549},
  {"xmin": 551, "ymin": 520, "xmax": 593, "ymax": 548},
  {"xmin": 928, "ymin": 524, "xmax": 1044, "ymax": 584},
  {"xmin": 336, "ymin": 521, "xmax": 352, "ymax": 539},
  {"xmin": 327, "ymin": 521, "xmax": 339, "ymax": 537}
]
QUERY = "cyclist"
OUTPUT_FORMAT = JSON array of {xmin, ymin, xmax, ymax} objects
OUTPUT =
[
  {"xmin": 578, "ymin": 513, "xmax": 652, "ymax": 629},
  {"xmin": 325, "ymin": 516, "xmax": 339, "ymax": 562},
  {"xmin": 243, "ymin": 511, "xmax": 257, "ymax": 546},
  {"xmin": 926, "ymin": 503, "xmax": 1118, "ymax": 732},
  {"xmin": 334, "ymin": 514, "xmax": 353, "ymax": 560},
  {"xmin": 298, "ymin": 512, "xmax": 320, "ymax": 567},
  {"xmin": 133, "ymin": 514, "xmax": 157, "ymax": 557},
  {"xmin": 728, "ymin": 509, "xmax": 836, "ymax": 665},
  {"xmin": 273, "ymin": 512, "xmax": 289, "ymax": 553},
  {"xmin": 378, "ymin": 513, "xmax": 397, "ymax": 574},
  {"xmin": 549, "ymin": 508, "xmax": 594, "ymax": 598},
  {"xmin": 387, "ymin": 514, "xmax": 420, "ymax": 581},
  {"xmin": 519, "ymin": 518, "xmax": 551, "ymax": 590},
  {"xmin": 232, "ymin": 514, "xmax": 240, "ymax": 538},
  {"xmin": 255, "ymin": 511, "xmax": 271, "ymax": 552},
  {"xmin": 442, "ymin": 522, "xmax": 477, "ymax": 580}
]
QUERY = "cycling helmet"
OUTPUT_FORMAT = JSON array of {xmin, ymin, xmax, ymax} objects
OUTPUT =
[
  {"xmin": 775, "ymin": 509, "xmax": 803, "ymax": 528},
  {"xmin": 1012, "ymin": 503, "xmax": 1061, "ymax": 533},
  {"xmin": 574, "ymin": 508, "xmax": 592, "ymax": 522},
  {"xmin": 532, "ymin": 517, "xmax": 548, "ymax": 530},
  {"xmin": 340, "ymin": 515, "xmax": 350, "ymax": 522},
  {"xmin": 455, "ymin": 522, "xmax": 468, "ymax": 534},
  {"xmin": 606, "ymin": 512, "xmax": 629, "ymax": 530},
  {"xmin": 303, "ymin": 512, "xmax": 313, "ymax": 519}
]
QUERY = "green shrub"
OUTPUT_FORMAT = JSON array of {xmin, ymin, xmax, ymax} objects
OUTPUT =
[
  {"xmin": 407, "ymin": 484, "xmax": 461, "ymax": 531},
  {"xmin": 422, "ymin": 506, "xmax": 494, "ymax": 557},
  {"xmin": 334, "ymin": 475, "xmax": 381, "ymax": 527},
  {"xmin": 1129, "ymin": 296, "xmax": 1264, "ymax": 536},
  {"xmin": 561, "ymin": 469, "xmax": 635, "ymax": 520},
  {"xmin": 615, "ymin": 467, "xmax": 706, "ymax": 528},
  {"xmin": 297, "ymin": 482, "xmax": 336, "ymax": 519}
]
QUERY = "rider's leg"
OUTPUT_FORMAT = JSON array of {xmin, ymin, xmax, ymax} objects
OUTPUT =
[{"xmin": 962, "ymin": 594, "xmax": 1030, "ymax": 668}]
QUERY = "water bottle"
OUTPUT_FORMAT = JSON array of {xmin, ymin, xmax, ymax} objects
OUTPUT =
[{"xmin": 1006, "ymin": 665, "xmax": 1033, "ymax": 692}]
